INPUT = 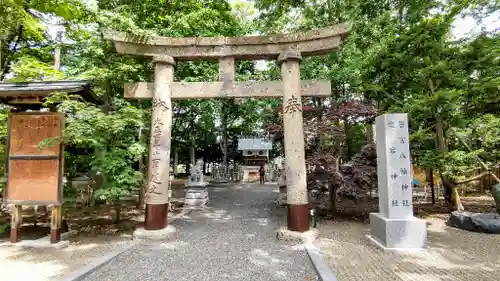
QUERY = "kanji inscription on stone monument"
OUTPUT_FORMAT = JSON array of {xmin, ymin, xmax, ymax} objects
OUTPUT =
[{"xmin": 375, "ymin": 113, "xmax": 413, "ymax": 219}]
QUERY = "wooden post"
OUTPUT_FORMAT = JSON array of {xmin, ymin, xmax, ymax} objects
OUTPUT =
[
  {"xmin": 144, "ymin": 55, "xmax": 175, "ymax": 230},
  {"xmin": 173, "ymin": 148, "xmax": 178, "ymax": 176},
  {"xmin": 50, "ymin": 205, "xmax": 62, "ymax": 243},
  {"xmin": 278, "ymin": 50, "xmax": 309, "ymax": 232},
  {"xmin": 10, "ymin": 205, "xmax": 22, "ymax": 243},
  {"xmin": 189, "ymin": 138, "xmax": 195, "ymax": 166},
  {"xmin": 429, "ymin": 169, "xmax": 436, "ymax": 204}
]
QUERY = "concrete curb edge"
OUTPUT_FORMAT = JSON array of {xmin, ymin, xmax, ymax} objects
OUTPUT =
[
  {"xmin": 304, "ymin": 243, "xmax": 338, "ymax": 281},
  {"xmin": 57, "ymin": 240, "xmax": 140, "ymax": 281}
]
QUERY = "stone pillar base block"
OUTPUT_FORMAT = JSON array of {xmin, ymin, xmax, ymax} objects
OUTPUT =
[
  {"xmin": 133, "ymin": 225, "xmax": 176, "ymax": 241},
  {"xmin": 368, "ymin": 212, "xmax": 427, "ymax": 252},
  {"xmin": 184, "ymin": 187, "xmax": 209, "ymax": 206},
  {"xmin": 276, "ymin": 226, "xmax": 318, "ymax": 243}
]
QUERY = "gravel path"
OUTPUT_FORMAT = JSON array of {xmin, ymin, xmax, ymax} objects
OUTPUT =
[
  {"xmin": 82, "ymin": 184, "xmax": 317, "ymax": 281},
  {"xmin": 316, "ymin": 218, "xmax": 500, "ymax": 281}
]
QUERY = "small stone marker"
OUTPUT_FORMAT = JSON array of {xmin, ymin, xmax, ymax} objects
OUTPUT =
[{"xmin": 368, "ymin": 113, "xmax": 427, "ymax": 250}]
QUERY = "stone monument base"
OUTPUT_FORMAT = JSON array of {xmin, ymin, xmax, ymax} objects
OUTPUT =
[
  {"xmin": 133, "ymin": 225, "xmax": 176, "ymax": 241},
  {"xmin": 276, "ymin": 226, "xmax": 318, "ymax": 243},
  {"xmin": 367, "ymin": 212, "xmax": 427, "ymax": 251},
  {"xmin": 184, "ymin": 187, "xmax": 209, "ymax": 206}
]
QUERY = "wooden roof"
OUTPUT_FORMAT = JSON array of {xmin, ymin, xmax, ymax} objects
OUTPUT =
[{"xmin": 0, "ymin": 80, "xmax": 103, "ymax": 109}]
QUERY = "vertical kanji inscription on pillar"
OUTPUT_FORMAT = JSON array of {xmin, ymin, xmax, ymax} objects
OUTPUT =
[{"xmin": 145, "ymin": 58, "xmax": 174, "ymax": 206}]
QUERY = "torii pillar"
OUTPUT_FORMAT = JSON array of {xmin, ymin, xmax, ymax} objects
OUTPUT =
[
  {"xmin": 278, "ymin": 50, "xmax": 309, "ymax": 232},
  {"xmin": 143, "ymin": 55, "xmax": 175, "ymax": 230}
]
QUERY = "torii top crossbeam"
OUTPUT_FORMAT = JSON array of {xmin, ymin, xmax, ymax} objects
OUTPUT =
[{"xmin": 102, "ymin": 24, "xmax": 348, "ymax": 60}]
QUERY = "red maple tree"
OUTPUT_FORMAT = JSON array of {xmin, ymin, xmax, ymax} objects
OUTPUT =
[{"xmin": 268, "ymin": 100, "xmax": 378, "ymax": 202}]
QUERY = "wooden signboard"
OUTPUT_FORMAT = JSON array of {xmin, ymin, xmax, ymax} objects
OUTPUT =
[{"xmin": 4, "ymin": 112, "xmax": 64, "ymax": 205}]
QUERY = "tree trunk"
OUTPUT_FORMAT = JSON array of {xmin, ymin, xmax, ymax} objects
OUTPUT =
[
  {"xmin": 328, "ymin": 184, "xmax": 337, "ymax": 215},
  {"xmin": 173, "ymin": 148, "xmax": 178, "ymax": 176},
  {"xmin": 190, "ymin": 137, "xmax": 196, "ymax": 166},
  {"xmin": 428, "ymin": 168, "xmax": 436, "ymax": 205},
  {"xmin": 343, "ymin": 118, "xmax": 351, "ymax": 160},
  {"xmin": 366, "ymin": 122, "xmax": 375, "ymax": 143},
  {"xmin": 436, "ymin": 115, "xmax": 463, "ymax": 211},
  {"xmin": 435, "ymin": 116, "xmax": 447, "ymax": 153},
  {"xmin": 114, "ymin": 204, "xmax": 121, "ymax": 224},
  {"xmin": 202, "ymin": 140, "xmax": 208, "ymax": 174},
  {"xmin": 0, "ymin": 24, "xmax": 23, "ymax": 80},
  {"xmin": 222, "ymin": 116, "xmax": 228, "ymax": 166}
]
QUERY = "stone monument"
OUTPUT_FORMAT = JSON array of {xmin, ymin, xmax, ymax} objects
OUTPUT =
[
  {"xmin": 185, "ymin": 159, "xmax": 209, "ymax": 206},
  {"xmin": 367, "ymin": 113, "xmax": 427, "ymax": 250}
]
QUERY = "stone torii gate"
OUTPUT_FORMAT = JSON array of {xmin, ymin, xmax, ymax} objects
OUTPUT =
[{"xmin": 103, "ymin": 24, "xmax": 348, "ymax": 235}]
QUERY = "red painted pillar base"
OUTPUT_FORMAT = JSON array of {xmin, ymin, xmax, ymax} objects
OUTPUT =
[
  {"xmin": 10, "ymin": 227, "xmax": 20, "ymax": 243},
  {"xmin": 50, "ymin": 206, "xmax": 62, "ymax": 244},
  {"xmin": 10, "ymin": 205, "xmax": 22, "ymax": 243},
  {"xmin": 50, "ymin": 229, "xmax": 61, "ymax": 244},
  {"xmin": 287, "ymin": 204, "xmax": 309, "ymax": 232},
  {"xmin": 144, "ymin": 203, "xmax": 168, "ymax": 230}
]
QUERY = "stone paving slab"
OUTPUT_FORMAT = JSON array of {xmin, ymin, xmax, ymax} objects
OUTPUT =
[{"xmin": 81, "ymin": 184, "xmax": 318, "ymax": 281}]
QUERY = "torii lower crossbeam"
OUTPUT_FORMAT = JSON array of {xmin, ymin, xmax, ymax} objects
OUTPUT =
[{"xmin": 124, "ymin": 80, "xmax": 330, "ymax": 99}]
